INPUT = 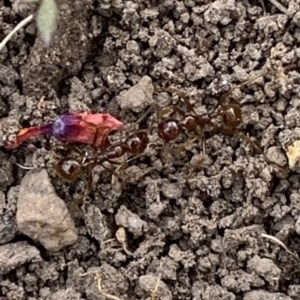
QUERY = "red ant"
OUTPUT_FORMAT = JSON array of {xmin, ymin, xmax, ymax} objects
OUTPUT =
[
  {"xmin": 154, "ymin": 74, "xmax": 272, "ymax": 154},
  {"xmin": 155, "ymin": 77, "xmax": 287, "ymax": 175},
  {"xmin": 54, "ymin": 130, "xmax": 150, "ymax": 209}
]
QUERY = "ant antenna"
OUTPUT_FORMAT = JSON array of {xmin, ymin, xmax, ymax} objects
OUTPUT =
[{"xmin": 16, "ymin": 162, "xmax": 36, "ymax": 170}]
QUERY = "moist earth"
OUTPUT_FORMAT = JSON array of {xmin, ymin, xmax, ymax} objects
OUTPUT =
[{"xmin": 1, "ymin": 0, "xmax": 300, "ymax": 299}]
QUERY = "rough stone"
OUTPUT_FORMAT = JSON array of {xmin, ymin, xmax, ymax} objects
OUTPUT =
[
  {"xmin": 17, "ymin": 169, "xmax": 77, "ymax": 251},
  {"xmin": 117, "ymin": 76, "xmax": 154, "ymax": 113}
]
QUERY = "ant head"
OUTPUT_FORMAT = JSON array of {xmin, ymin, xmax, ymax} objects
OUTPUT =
[
  {"xmin": 221, "ymin": 103, "xmax": 242, "ymax": 128},
  {"xmin": 55, "ymin": 158, "xmax": 83, "ymax": 181}
]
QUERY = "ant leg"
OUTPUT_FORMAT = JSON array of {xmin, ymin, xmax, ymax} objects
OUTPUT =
[
  {"xmin": 135, "ymin": 104, "xmax": 155, "ymax": 126},
  {"xmin": 236, "ymin": 130, "xmax": 287, "ymax": 174},
  {"xmin": 157, "ymin": 87, "xmax": 197, "ymax": 116},
  {"xmin": 51, "ymin": 143, "xmax": 83, "ymax": 161},
  {"xmin": 158, "ymin": 86, "xmax": 198, "ymax": 116},
  {"xmin": 218, "ymin": 73, "xmax": 264, "ymax": 107},
  {"xmin": 155, "ymin": 106, "xmax": 185, "ymax": 122},
  {"xmin": 100, "ymin": 161, "xmax": 126, "ymax": 186},
  {"xmin": 168, "ymin": 87, "xmax": 198, "ymax": 116}
]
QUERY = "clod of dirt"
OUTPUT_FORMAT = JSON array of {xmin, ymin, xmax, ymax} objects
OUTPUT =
[
  {"xmin": 0, "ymin": 212, "xmax": 17, "ymax": 245},
  {"xmin": 0, "ymin": 63, "xmax": 19, "ymax": 87},
  {"xmin": 67, "ymin": 77, "xmax": 92, "ymax": 112},
  {"xmin": 19, "ymin": 0, "xmax": 92, "ymax": 97},
  {"xmin": 0, "ymin": 191, "xmax": 17, "ymax": 244},
  {"xmin": 117, "ymin": 76, "xmax": 154, "ymax": 113},
  {"xmin": 0, "ymin": 152, "xmax": 13, "ymax": 190},
  {"xmin": 247, "ymin": 255, "xmax": 281, "ymax": 288},
  {"xmin": 161, "ymin": 181, "xmax": 182, "ymax": 199},
  {"xmin": 244, "ymin": 290, "xmax": 292, "ymax": 300},
  {"xmin": 16, "ymin": 169, "xmax": 77, "ymax": 251},
  {"xmin": 115, "ymin": 205, "xmax": 148, "ymax": 237},
  {"xmin": 138, "ymin": 274, "xmax": 172, "ymax": 300},
  {"xmin": 84, "ymin": 204, "xmax": 111, "ymax": 243},
  {"xmin": 0, "ymin": 241, "xmax": 41, "ymax": 275},
  {"xmin": 221, "ymin": 270, "xmax": 264, "ymax": 293},
  {"xmin": 48, "ymin": 287, "xmax": 82, "ymax": 300},
  {"xmin": 288, "ymin": 285, "xmax": 300, "ymax": 299},
  {"xmin": 192, "ymin": 281, "xmax": 235, "ymax": 300},
  {"xmin": 83, "ymin": 265, "xmax": 129, "ymax": 299}
]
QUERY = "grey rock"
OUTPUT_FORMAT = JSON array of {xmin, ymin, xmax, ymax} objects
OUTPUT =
[
  {"xmin": 17, "ymin": 169, "xmax": 77, "ymax": 251},
  {"xmin": 265, "ymin": 146, "xmax": 287, "ymax": 167},
  {"xmin": 247, "ymin": 255, "xmax": 281, "ymax": 287},
  {"xmin": 84, "ymin": 204, "xmax": 111, "ymax": 243},
  {"xmin": 117, "ymin": 76, "xmax": 154, "ymax": 113}
]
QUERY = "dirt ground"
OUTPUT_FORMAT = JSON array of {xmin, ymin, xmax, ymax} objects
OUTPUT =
[{"xmin": 1, "ymin": 0, "xmax": 300, "ymax": 299}]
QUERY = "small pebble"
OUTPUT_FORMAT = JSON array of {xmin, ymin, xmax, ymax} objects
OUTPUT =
[
  {"xmin": 17, "ymin": 169, "xmax": 77, "ymax": 251},
  {"xmin": 286, "ymin": 140, "xmax": 300, "ymax": 169},
  {"xmin": 161, "ymin": 182, "xmax": 182, "ymax": 199},
  {"xmin": 265, "ymin": 146, "xmax": 287, "ymax": 167},
  {"xmin": 117, "ymin": 76, "xmax": 154, "ymax": 113},
  {"xmin": 115, "ymin": 205, "xmax": 148, "ymax": 236}
]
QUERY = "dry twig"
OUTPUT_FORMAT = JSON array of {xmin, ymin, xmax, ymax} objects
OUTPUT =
[
  {"xmin": 261, "ymin": 233, "xmax": 300, "ymax": 262},
  {"xmin": 266, "ymin": 0, "xmax": 289, "ymax": 15},
  {"xmin": 151, "ymin": 274, "xmax": 162, "ymax": 300},
  {"xmin": 0, "ymin": 14, "xmax": 34, "ymax": 51},
  {"xmin": 81, "ymin": 271, "xmax": 125, "ymax": 300}
]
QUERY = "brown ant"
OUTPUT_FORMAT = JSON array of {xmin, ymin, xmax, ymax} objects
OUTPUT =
[
  {"xmin": 54, "ymin": 130, "xmax": 149, "ymax": 198},
  {"xmin": 154, "ymin": 74, "xmax": 266, "ymax": 150},
  {"xmin": 50, "ymin": 129, "xmax": 150, "ymax": 224}
]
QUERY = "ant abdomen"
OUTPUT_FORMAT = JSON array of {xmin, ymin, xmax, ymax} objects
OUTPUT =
[
  {"xmin": 124, "ymin": 131, "xmax": 149, "ymax": 155},
  {"xmin": 158, "ymin": 119, "xmax": 181, "ymax": 142}
]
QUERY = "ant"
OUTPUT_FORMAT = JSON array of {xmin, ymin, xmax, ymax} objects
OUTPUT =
[
  {"xmin": 156, "ymin": 77, "xmax": 288, "ymax": 175},
  {"xmin": 154, "ymin": 77, "xmax": 254, "ymax": 149},
  {"xmin": 54, "ymin": 130, "xmax": 150, "ymax": 212},
  {"xmin": 52, "ymin": 73, "xmax": 286, "ymax": 218}
]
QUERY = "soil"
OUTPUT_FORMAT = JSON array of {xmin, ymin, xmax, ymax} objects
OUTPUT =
[{"xmin": 1, "ymin": 0, "xmax": 300, "ymax": 299}]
